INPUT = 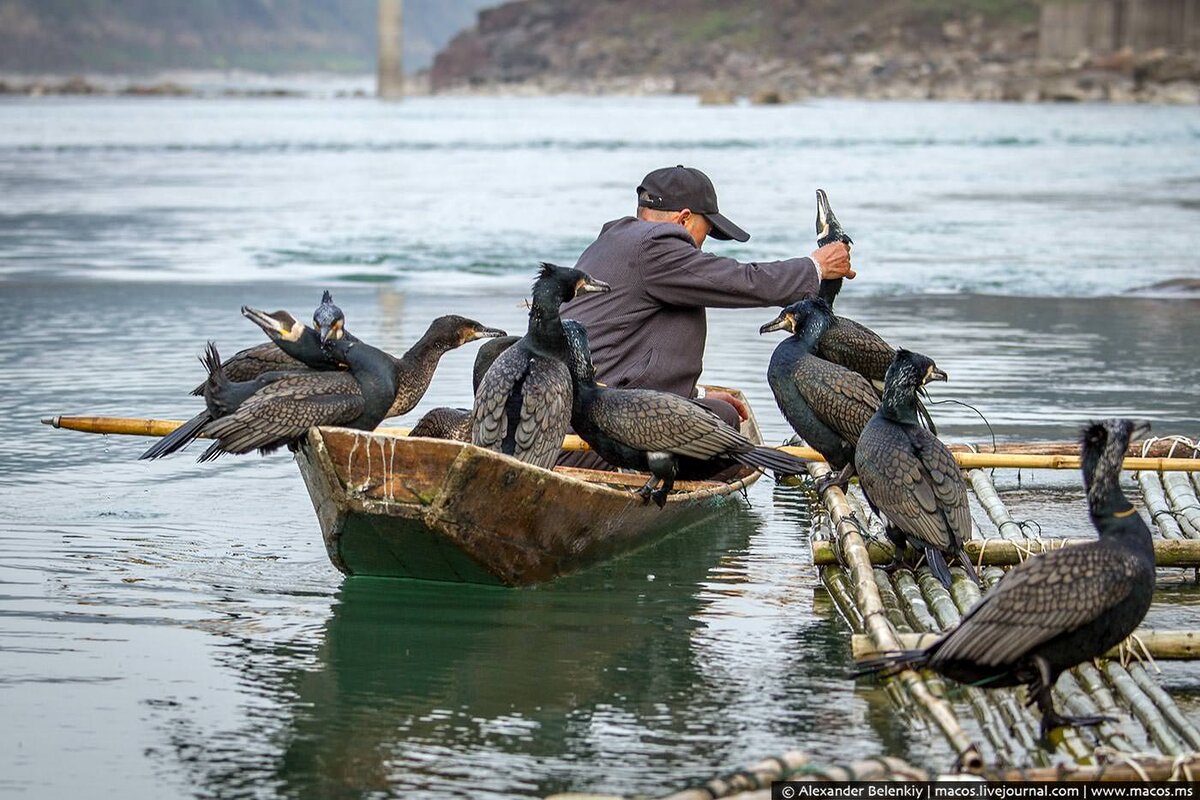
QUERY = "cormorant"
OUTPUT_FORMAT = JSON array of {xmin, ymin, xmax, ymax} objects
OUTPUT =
[
  {"xmin": 196, "ymin": 315, "xmax": 503, "ymax": 460},
  {"xmin": 855, "ymin": 418, "xmax": 1155, "ymax": 739},
  {"xmin": 759, "ymin": 298, "xmax": 879, "ymax": 492},
  {"xmin": 810, "ymin": 190, "xmax": 936, "ymax": 433},
  {"xmin": 854, "ymin": 349, "xmax": 978, "ymax": 588},
  {"xmin": 472, "ymin": 263, "xmax": 610, "ymax": 469},
  {"xmin": 562, "ymin": 320, "xmax": 812, "ymax": 508},
  {"xmin": 409, "ymin": 335, "xmax": 520, "ymax": 441},
  {"xmin": 189, "ymin": 291, "xmax": 345, "ymax": 395},
  {"xmin": 141, "ymin": 295, "xmax": 349, "ymax": 460},
  {"xmin": 382, "ymin": 317, "xmax": 507, "ymax": 419}
]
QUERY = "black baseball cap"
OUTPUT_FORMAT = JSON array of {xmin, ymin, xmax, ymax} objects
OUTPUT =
[{"xmin": 636, "ymin": 165, "xmax": 750, "ymax": 242}]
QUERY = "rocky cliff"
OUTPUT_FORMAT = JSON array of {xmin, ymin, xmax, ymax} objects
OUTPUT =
[{"xmin": 431, "ymin": 0, "xmax": 1200, "ymax": 103}]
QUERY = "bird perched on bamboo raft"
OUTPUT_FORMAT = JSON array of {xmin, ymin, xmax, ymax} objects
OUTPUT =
[
  {"xmin": 409, "ymin": 335, "xmax": 520, "ymax": 441},
  {"xmin": 854, "ymin": 349, "xmax": 978, "ymax": 588},
  {"xmin": 855, "ymin": 418, "xmax": 1155, "ymax": 739},
  {"xmin": 196, "ymin": 315, "xmax": 504, "ymax": 460},
  {"xmin": 472, "ymin": 263, "xmax": 610, "ymax": 469},
  {"xmin": 142, "ymin": 296, "xmax": 350, "ymax": 460},
  {"xmin": 809, "ymin": 190, "xmax": 936, "ymax": 433},
  {"xmin": 759, "ymin": 298, "xmax": 879, "ymax": 492},
  {"xmin": 562, "ymin": 320, "xmax": 813, "ymax": 507},
  {"xmin": 188, "ymin": 291, "xmax": 346, "ymax": 395}
]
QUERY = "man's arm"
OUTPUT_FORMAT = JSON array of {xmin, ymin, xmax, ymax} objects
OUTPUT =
[{"xmin": 640, "ymin": 225, "xmax": 849, "ymax": 308}]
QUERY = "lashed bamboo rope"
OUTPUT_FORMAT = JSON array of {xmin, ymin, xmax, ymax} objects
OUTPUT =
[
  {"xmin": 809, "ymin": 463, "xmax": 982, "ymax": 769},
  {"xmin": 853, "ymin": 630, "xmax": 1200, "ymax": 662}
]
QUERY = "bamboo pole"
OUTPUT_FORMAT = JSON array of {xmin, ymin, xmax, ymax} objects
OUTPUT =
[
  {"xmin": 812, "ymin": 464, "xmax": 982, "ymax": 769},
  {"xmin": 42, "ymin": 416, "xmax": 1200, "ymax": 471},
  {"xmin": 812, "ymin": 538, "xmax": 1200, "ymax": 567},
  {"xmin": 1127, "ymin": 661, "xmax": 1200, "ymax": 750},
  {"xmin": 853, "ymin": 630, "xmax": 1200, "ymax": 661},
  {"xmin": 1102, "ymin": 660, "xmax": 1187, "ymax": 756},
  {"xmin": 1163, "ymin": 472, "xmax": 1200, "ymax": 538},
  {"xmin": 986, "ymin": 753, "xmax": 1200, "ymax": 781},
  {"xmin": 655, "ymin": 750, "xmax": 812, "ymax": 800},
  {"xmin": 1138, "ymin": 471, "xmax": 1185, "ymax": 539},
  {"xmin": 968, "ymin": 469, "xmax": 1026, "ymax": 540}
]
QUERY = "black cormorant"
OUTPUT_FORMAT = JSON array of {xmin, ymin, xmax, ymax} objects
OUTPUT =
[
  {"xmin": 854, "ymin": 349, "xmax": 977, "ymax": 588},
  {"xmin": 472, "ymin": 263, "xmax": 610, "ymax": 469},
  {"xmin": 810, "ymin": 190, "xmax": 936, "ymax": 433},
  {"xmin": 142, "ymin": 295, "xmax": 348, "ymax": 460},
  {"xmin": 563, "ymin": 320, "xmax": 812, "ymax": 507},
  {"xmin": 759, "ymin": 298, "xmax": 879, "ymax": 492},
  {"xmin": 855, "ymin": 418, "xmax": 1155, "ymax": 739},
  {"xmin": 196, "ymin": 315, "xmax": 502, "ymax": 460},
  {"xmin": 188, "ymin": 291, "xmax": 344, "ymax": 395},
  {"xmin": 409, "ymin": 335, "xmax": 520, "ymax": 441}
]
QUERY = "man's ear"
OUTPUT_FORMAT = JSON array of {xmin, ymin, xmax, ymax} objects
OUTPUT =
[{"xmin": 675, "ymin": 209, "xmax": 692, "ymax": 225}]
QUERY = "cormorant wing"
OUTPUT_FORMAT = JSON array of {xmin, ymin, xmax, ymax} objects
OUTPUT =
[
  {"xmin": 513, "ymin": 357, "xmax": 572, "ymax": 470},
  {"xmin": 202, "ymin": 372, "xmax": 363, "ymax": 456},
  {"xmin": 471, "ymin": 343, "xmax": 527, "ymax": 452},
  {"xmin": 905, "ymin": 425, "xmax": 972, "ymax": 545},
  {"xmin": 470, "ymin": 344, "xmax": 571, "ymax": 470},
  {"xmin": 192, "ymin": 342, "xmax": 306, "ymax": 395},
  {"xmin": 791, "ymin": 358, "xmax": 879, "ymax": 445},
  {"xmin": 856, "ymin": 420, "xmax": 960, "ymax": 551},
  {"xmin": 815, "ymin": 317, "xmax": 895, "ymax": 385},
  {"xmin": 932, "ymin": 545, "xmax": 1145, "ymax": 668},
  {"xmin": 588, "ymin": 389, "xmax": 750, "ymax": 460}
]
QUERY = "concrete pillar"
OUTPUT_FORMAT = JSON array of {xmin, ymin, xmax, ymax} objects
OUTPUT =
[{"xmin": 377, "ymin": 0, "xmax": 403, "ymax": 100}]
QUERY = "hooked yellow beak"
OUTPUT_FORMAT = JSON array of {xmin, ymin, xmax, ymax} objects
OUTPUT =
[{"xmin": 759, "ymin": 311, "xmax": 795, "ymax": 335}]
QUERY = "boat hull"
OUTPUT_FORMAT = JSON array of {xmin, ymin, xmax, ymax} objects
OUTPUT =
[{"xmin": 295, "ymin": 409, "xmax": 763, "ymax": 586}]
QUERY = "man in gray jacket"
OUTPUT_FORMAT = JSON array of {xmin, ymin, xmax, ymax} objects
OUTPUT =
[{"xmin": 564, "ymin": 165, "xmax": 854, "ymax": 428}]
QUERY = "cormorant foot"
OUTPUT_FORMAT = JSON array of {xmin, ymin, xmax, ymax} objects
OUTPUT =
[
  {"xmin": 633, "ymin": 486, "xmax": 654, "ymax": 506},
  {"xmin": 1039, "ymin": 712, "xmax": 1114, "ymax": 740},
  {"xmin": 650, "ymin": 488, "xmax": 669, "ymax": 509},
  {"xmin": 814, "ymin": 473, "xmax": 849, "ymax": 494}
]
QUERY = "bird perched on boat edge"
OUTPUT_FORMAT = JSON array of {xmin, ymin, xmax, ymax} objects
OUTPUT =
[
  {"xmin": 188, "ymin": 290, "xmax": 346, "ymax": 395},
  {"xmin": 472, "ymin": 263, "xmax": 610, "ymax": 470},
  {"xmin": 562, "ymin": 319, "xmax": 813, "ymax": 508},
  {"xmin": 196, "ymin": 315, "xmax": 503, "ymax": 460},
  {"xmin": 855, "ymin": 418, "xmax": 1155, "ymax": 740},
  {"xmin": 409, "ymin": 335, "xmax": 520, "ymax": 441},
  {"xmin": 759, "ymin": 297, "xmax": 880, "ymax": 492},
  {"xmin": 141, "ymin": 295, "xmax": 349, "ymax": 460},
  {"xmin": 809, "ymin": 190, "xmax": 937, "ymax": 433},
  {"xmin": 854, "ymin": 349, "xmax": 978, "ymax": 588}
]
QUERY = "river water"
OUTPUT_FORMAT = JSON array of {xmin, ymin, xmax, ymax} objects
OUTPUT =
[{"xmin": 1, "ymin": 95, "xmax": 1198, "ymax": 799}]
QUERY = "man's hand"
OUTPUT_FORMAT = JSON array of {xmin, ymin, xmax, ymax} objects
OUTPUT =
[
  {"xmin": 706, "ymin": 390, "xmax": 750, "ymax": 421},
  {"xmin": 811, "ymin": 241, "xmax": 855, "ymax": 280}
]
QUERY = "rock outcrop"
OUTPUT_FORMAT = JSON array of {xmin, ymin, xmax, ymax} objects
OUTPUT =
[{"xmin": 431, "ymin": 0, "xmax": 1200, "ymax": 104}]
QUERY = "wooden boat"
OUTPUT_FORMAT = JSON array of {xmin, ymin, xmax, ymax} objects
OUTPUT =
[{"xmin": 294, "ymin": 386, "xmax": 765, "ymax": 586}]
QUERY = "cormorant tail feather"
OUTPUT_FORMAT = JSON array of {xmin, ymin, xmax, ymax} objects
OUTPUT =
[
  {"xmin": 926, "ymin": 547, "xmax": 953, "ymax": 589},
  {"xmin": 851, "ymin": 650, "xmax": 930, "ymax": 678},
  {"xmin": 731, "ymin": 445, "xmax": 811, "ymax": 476},
  {"xmin": 138, "ymin": 410, "xmax": 209, "ymax": 460}
]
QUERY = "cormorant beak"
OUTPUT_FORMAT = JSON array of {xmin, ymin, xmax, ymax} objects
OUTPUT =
[
  {"xmin": 759, "ymin": 311, "xmax": 795, "ymax": 335},
  {"xmin": 816, "ymin": 189, "xmax": 832, "ymax": 239},
  {"xmin": 469, "ymin": 326, "xmax": 507, "ymax": 341},
  {"xmin": 242, "ymin": 306, "xmax": 301, "ymax": 341},
  {"xmin": 926, "ymin": 367, "xmax": 948, "ymax": 383},
  {"xmin": 575, "ymin": 277, "xmax": 611, "ymax": 295},
  {"xmin": 320, "ymin": 318, "xmax": 343, "ymax": 345}
]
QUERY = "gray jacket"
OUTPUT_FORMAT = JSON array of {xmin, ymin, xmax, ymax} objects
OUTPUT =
[{"xmin": 564, "ymin": 216, "xmax": 819, "ymax": 397}]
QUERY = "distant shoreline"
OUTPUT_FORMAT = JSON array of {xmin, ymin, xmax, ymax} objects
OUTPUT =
[{"xmin": 2, "ymin": 65, "xmax": 1197, "ymax": 105}]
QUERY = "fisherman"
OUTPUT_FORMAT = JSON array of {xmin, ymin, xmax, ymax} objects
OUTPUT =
[{"xmin": 564, "ymin": 165, "xmax": 854, "ymax": 429}]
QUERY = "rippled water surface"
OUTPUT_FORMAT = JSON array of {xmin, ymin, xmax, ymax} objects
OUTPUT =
[{"xmin": 1, "ymin": 96, "xmax": 1199, "ymax": 799}]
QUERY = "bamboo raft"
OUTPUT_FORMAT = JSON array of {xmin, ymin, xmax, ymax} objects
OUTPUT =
[{"xmin": 812, "ymin": 433, "xmax": 1200, "ymax": 773}]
